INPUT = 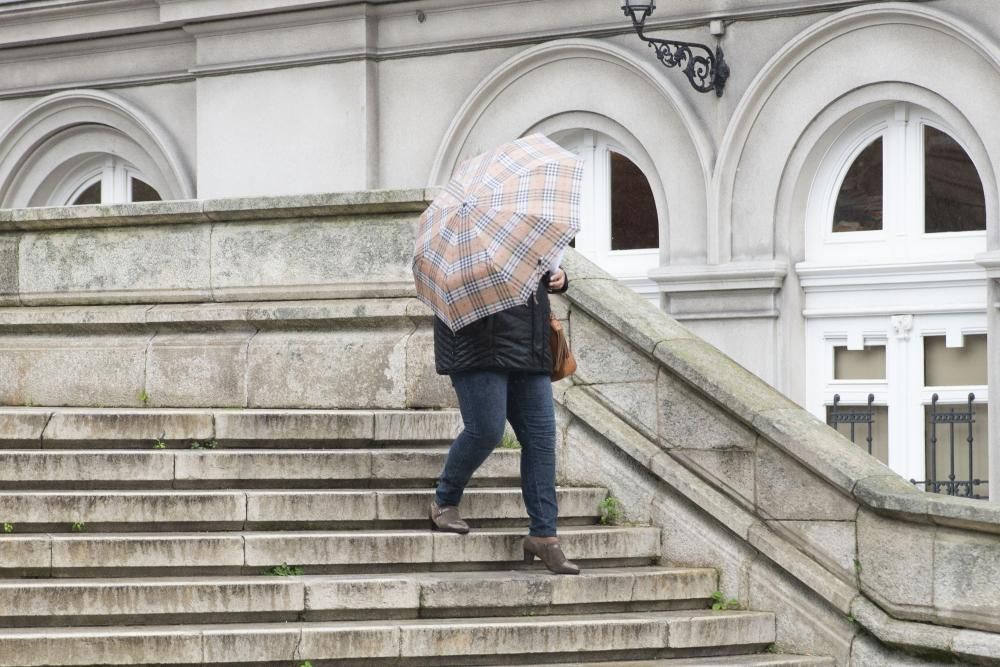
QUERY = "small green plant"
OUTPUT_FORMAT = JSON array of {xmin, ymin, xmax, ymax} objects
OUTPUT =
[
  {"xmin": 598, "ymin": 495, "xmax": 623, "ymax": 526},
  {"xmin": 853, "ymin": 558, "xmax": 863, "ymax": 575},
  {"xmin": 710, "ymin": 591, "xmax": 741, "ymax": 611},
  {"xmin": 71, "ymin": 521, "xmax": 85, "ymax": 532},
  {"xmin": 189, "ymin": 439, "xmax": 217, "ymax": 450},
  {"xmin": 267, "ymin": 562, "xmax": 303, "ymax": 576},
  {"xmin": 299, "ymin": 661, "xmax": 313, "ymax": 667},
  {"xmin": 2, "ymin": 523, "xmax": 13, "ymax": 533},
  {"xmin": 138, "ymin": 390, "xmax": 150, "ymax": 405},
  {"xmin": 499, "ymin": 431, "xmax": 521, "ymax": 450}
]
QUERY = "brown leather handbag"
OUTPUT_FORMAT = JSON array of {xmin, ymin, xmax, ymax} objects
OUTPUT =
[{"xmin": 549, "ymin": 314, "xmax": 577, "ymax": 382}]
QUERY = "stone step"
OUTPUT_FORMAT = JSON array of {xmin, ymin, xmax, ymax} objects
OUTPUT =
[
  {"xmin": 0, "ymin": 525, "xmax": 661, "ymax": 577},
  {"xmin": 0, "ymin": 447, "xmax": 521, "ymax": 489},
  {"xmin": 0, "ymin": 610, "xmax": 775, "ymax": 666},
  {"xmin": 0, "ymin": 486, "xmax": 607, "ymax": 531},
  {"xmin": 0, "ymin": 566, "xmax": 717, "ymax": 627},
  {"xmin": 0, "ymin": 408, "xmax": 463, "ymax": 449},
  {"xmin": 489, "ymin": 657, "xmax": 834, "ymax": 666}
]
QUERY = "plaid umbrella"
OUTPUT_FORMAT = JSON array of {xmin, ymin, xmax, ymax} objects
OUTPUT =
[{"xmin": 412, "ymin": 133, "xmax": 583, "ymax": 332}]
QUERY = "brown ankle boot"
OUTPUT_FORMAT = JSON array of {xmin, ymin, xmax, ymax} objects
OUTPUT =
[
  {"xmin": 522, "ymin": 536, "xmax": 580, "ymax": 574},
  {"xmin": 429, "ymin": 501, "xmax": 470, "ymax": 534}
]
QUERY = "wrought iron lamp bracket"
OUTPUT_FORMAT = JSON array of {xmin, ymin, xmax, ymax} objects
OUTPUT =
[{"xmin": 622, "ymin": 4, "xmax": 730, "ymax": 97}]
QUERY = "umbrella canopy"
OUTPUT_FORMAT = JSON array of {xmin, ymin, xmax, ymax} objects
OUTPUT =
[{"xmin": 412, "ymin": 133, "xmax": 583, "ymax": 332}]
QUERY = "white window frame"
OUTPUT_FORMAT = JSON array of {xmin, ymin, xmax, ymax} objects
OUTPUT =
[
  {"xmin": 800, "ymin": 101, "xmax": 989, "ymax": 495},
  {"xmin": 56, "ymin": 154, "xmax": 160, "ymax": 206},
  {"xmin": 552, "ymin": 129, "xmax": 660, "ymax": 301}
]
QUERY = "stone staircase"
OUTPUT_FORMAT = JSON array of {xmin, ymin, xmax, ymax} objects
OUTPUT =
[{"xmin": 0, "ymin": 407, "xmax": 832, "ymax": 666}]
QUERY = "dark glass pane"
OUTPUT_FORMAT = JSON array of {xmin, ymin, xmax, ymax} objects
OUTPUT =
[
  {"xmin": 833, "ymin": 138, "xmax": 883, "ymax": 232},
  {"xmin": 924, "ymin": 403, "xmax": 988, "ymax": 499},
  {"xmin": 924, "ymin": 126, "xmax": 985, "ymax": 233},
  {"xmin": 131, "ymin": 178, "xmax": 162, "ymax": 203},
  {"xmin": 826, "ymin": 404, "xmax": 889, "ymax": 466},
  {"xmin": 610, "ymin": 152, "xmax": 659, "ymax": 250},
  {"xmin": 72, "ymin": 181, "xmax": 101, "ymax": 205}
]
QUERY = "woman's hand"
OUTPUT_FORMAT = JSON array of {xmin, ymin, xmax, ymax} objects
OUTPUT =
[{"xmin": 547, "ymin": 269, "xmax": 566, "ymax": 291}]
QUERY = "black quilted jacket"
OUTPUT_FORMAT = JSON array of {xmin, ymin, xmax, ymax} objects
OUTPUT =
[{"xmin": 433, "ymin": 272, "xmax": 570, "ymax": 375}]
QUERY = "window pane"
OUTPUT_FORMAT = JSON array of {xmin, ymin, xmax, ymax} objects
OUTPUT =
[
  {"xmin": 610, "ymin": 152, "xmax": 658, "ymax": 250},
  {"xmin": 131, "ymin": 178, "xmax": 162, "ymax": 203},
  {"xmin": 827, "ymin": 403, "xmax": 889, "ymax": 466},
  {"xmin": 924, "ymin": 126, "xmax": 985, "ymax": 233},
  {"xmin": 834, "ymin": 345, "xmax": 886, "ymax": 380},
  {"xmin": 923, "ymin": 402, "xmax": 988, "ymax": 499},
  {"xmin": 923, "ymin": 335, "xmax": 987, "ymax": 386},
  {"xmin": 833, "ymin": 138, "xmax": 883, "ymax": 233},
  {"xmin": 72, "ymin": 181, "xmax": 101, "ymax": 205}
]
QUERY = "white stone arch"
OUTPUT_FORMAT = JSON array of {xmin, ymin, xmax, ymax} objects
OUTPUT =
[
  {"xmin": 0, "ymin": 89, "xmax": 194, "ymax": 208},
  {"xmin": 429, "ymin": 38, "xmax": 714, "ymax": 266},
  {"xmin": 712, "ymin": 2, "xmax": 1000, "ymax": 265}
]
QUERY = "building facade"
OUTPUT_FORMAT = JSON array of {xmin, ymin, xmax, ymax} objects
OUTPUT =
[{"xmin": 0, "ymin": 0, "xmax": 996, "ymax": 499}]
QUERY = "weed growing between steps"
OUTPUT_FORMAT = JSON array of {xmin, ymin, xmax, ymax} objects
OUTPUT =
[
  {"xmin": 71, "ymin": 522, "xmax": 85, "ymax": 532},
  {"xmin": 267, "ymin": 563, "xmax": 304, "ymax": 576},
  {"xmin": 599, "ymin": 495, "xmax": 623, "ymax": 525},
  {"xmin": 189, "ymin": 439, "xmax": 217, "ymax": 450},
  {"xmin": 711, "ymin": 591, "xmax": 741, "ymax": 611},
  {"xmin": 2, "ymin": 523, "xmax": 12, "ymax": 533},
  {"xmin": 499, "ymin": 430, "xmax": 521, "ymax": 449}
]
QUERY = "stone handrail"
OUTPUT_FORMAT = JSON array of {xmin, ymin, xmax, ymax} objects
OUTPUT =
[{"xmin": 557, "ymin": 248, "xmax": 1000, "ymax": 662}]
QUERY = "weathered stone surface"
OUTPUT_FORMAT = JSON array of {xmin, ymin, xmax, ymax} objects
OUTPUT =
[
  {"xmin": 560, "ymin": 418, "xmax": 658, "ymax": 524},
  {"xmin": 755, "ymin": 441, "xmax": 858, "ymax": 521},
  {"xmin": 753, "ymin": 407, "xmax": 892, "ymax": 499},
  {"xmin": 0, "ymin": 491, "xmax": 245, "ymax": 526},
  {"xmin": 0, "ymin": 410, "xmax": 50, "ymax": 447},
  {"xmin": 405, "ymin": 326, "xmax": 456, "ymax": 409},
  {"xmin": 246, "ymin": 327, "xmax": 411, "ymax": 409},
  {"xmin": 856, "ymin": 509, "xmax": 934, "ymax": 611},
  {"xmin": 748, "ymin": 557, "xmax": 855, "ymax": 665},
  {"xmin": 657, "ymin": 369, "xmax": 756, "ymax": 450},
  {"xmin": 297, "ymin": 623, "xmax": 401, "ymax": 659},
  {"xmin": 245, "ymin": 531, "xmax": 433, "ymax": 568},
  {"xmin": 666, "ymin": 609, "xmax": 775, "ymax": 648},
  {"xmin": 42, "ymin": 409, "xmax": 214, "ymax": 446},
  {"xmin": 213, "ymin": 409, "xmax": 373, "ymax": 444},
  {"xmin": 674, "ymin": 449, "xmax": 755, "ymax": 505},
  {"xmin": 373, "ymin": 410, "xmax": 461, "ymax": 442},
  {"xmin": 0, "ymin": 578, "xmax": 304, "ymax": 620},
  {"xmin": 848, "ymin": 632, "xmax": 944, "ymax": 666},
  {"xmin": 306, "ymin": 577, "xmax": 419, "ymax": 613},
  {"xmin": 653, "ymin": 490, "xmax": 757, "ymax": 605},
  {"xmin": 652, "ymin": 336, "xmax": 799, "ymax": 424},
  {"xmin": 0, "ymin": 536, "xmax": 50, "ymax": 573},
  {"xmin": 146, "ymin": 332, "xmax": 250, "ymax": 407},
  {"xmin": 370, "ymin": 448, "xmax": 518, "ymax": 482},
  {"xmin": 247, "ymin": 490, "xmax": 378, "ymax": 524},
  {"xmin": 0, "ymin": 335, "xmax": 148, "ymax": 407},
  {"xmin": 0, "ymin": 626, "xmax": 203, "ymax": 666},
  {"xmin": 0, "ymin": 451, "xmax": 173, "ymax": 485},
  {"xmin": 933, "ymin": 527, "xmax": 1000, "ymax": 632},
  {"xmin": 18, "ymin": 224, "xmax": 212, "ymax": 305},
  {"xmin": 589, "ymin": 381, "xmax": 658, "ymax": 438},
  {"xmin": 431, "ymin": 527, "xmax": 660, "ymax": 565},
  {"xmin": 570, "ymin": 311, "xmax": 658, "ymax": 385},
  {"xmin": 176, "ymin": 450, "xmax": 373, "ymax": 483},
  {"xmin": 210, "ymin": 215, "xmax": 418, "ymax": 299},
  {"xmin": 202, "ymin": 624, "xmax": 300, "ymax": 662},
  {"xmin": 768, "ymin": 520, "xmax": 857, "ymax": 579},
  {"xmin": 50, "ymin": 534, "xmax": 244, "ymax": 571},
  {"xmin": 0, "ymin": 236, "xmax": 17, "ymax": 306},
  {"xmin": 373, "ymin": 487, "xmax": 604, "ymax": 521}
]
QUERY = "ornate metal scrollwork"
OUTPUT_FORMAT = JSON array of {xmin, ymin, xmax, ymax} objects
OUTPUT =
[{"xmin": 621, "ymin": 2, "xmax": 730, "ymax": 97}]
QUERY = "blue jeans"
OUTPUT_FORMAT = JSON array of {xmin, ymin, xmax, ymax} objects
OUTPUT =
[{"xmin": 434, "ymin": 370, "xmax": 558, "ymax": 537}]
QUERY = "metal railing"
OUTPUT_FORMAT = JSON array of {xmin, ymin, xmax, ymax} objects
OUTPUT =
[
  {"xmin": 910, "ymin": 393, "xmax": 988, "ymax": 500},
  {"xmin": 828, "ymin": 393, "xmax": 875, "ymax": 455}
]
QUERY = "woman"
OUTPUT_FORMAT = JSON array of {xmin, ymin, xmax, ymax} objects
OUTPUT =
[{"xmin": 428, "ymin": 266, "xmax": 579, "ymax": 575}]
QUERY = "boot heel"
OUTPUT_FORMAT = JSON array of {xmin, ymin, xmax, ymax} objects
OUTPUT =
[{"xmin": 523, "ymin": 548, "xmax": 535, "ymax": 563}]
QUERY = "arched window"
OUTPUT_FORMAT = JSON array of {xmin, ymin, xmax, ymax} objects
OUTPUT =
[
  {"xmin": 800, "ymin": 102, "xmax": 989, "ymax": 496},
  {"xmin": 551, "ymin": 129, "xmax": 661, "ymax": 302},
  {"xmin": 59, "ymin": 155, "xmax": 162, "ymax": 206}
]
